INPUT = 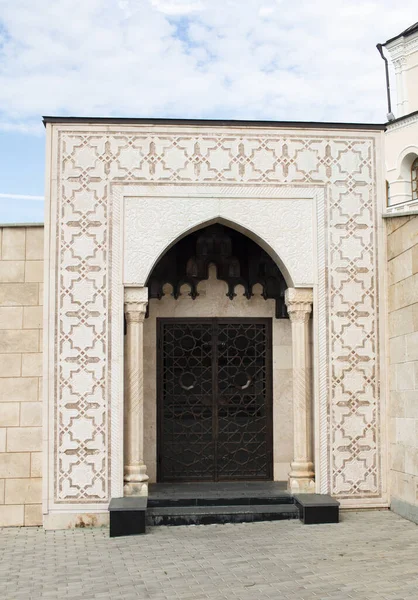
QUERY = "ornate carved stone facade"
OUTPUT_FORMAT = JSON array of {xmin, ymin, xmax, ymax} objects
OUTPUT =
[{"xmin": 43, "ymin": 121, "xmax": 387, "ymax": 524}]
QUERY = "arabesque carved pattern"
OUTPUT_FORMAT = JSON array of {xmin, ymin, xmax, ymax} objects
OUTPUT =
[{"xmin": 54, "ymin": 128, "xmax": 380, "ymax": 502}]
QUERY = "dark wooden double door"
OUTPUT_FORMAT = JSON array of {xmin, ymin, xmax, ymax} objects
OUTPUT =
[{"xmin": 157, "ymin": 318, "xmax": 273, "ymax": 482}]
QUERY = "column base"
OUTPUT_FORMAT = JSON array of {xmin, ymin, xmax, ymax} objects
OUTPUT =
[
  {"xmin": 123, "ymin": 482, "xmax": 148, "ymax": 497},
  {"xmin": 123, "ymin": 464, "xmax": 149, "ymax": 497},
  {"xmin": 288, "ymin": 461, "xmax": 315, "ymax": 494}
]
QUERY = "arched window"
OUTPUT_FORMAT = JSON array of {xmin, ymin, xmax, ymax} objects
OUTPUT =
[{"xmin": 412, "ymin": 157, "xmax": 418, "ymax": 200}]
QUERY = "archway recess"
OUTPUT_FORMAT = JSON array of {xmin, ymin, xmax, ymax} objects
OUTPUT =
[
  {"xmin": 146, "ymin": 223, "xmax": 289, "ymax": 318},
  {"xmin": 141, "ymin": 222, "xmax": 293, "ymax": 484},
  {"xmin": 388, "ymin": 147, "xmax": 418, "ymax": 205}
]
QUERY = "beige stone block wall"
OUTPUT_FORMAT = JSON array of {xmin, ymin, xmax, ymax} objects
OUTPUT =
[
  {"xmin": 0, "ymin": 226, "xmax": 43, "ymax": 527},
  {"xmin": 387, "ymin": 216, "xmax": 418, "ymax": 523}
]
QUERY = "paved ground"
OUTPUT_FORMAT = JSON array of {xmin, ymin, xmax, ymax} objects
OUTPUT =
[{"xmin": 0, "ymin": 511, "xmax": 417, "ymax": 600}]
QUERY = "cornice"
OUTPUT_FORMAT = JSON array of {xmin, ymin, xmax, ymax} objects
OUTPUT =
[
  {"xmin": 386, "ymin": 31, "xmax": 418, "ymax": 59},
  {"xmin": 386, "ymin": 111, "xmax": 418, "ymax": 133},
  {"xmin": 405, "ymin": 35, "xmax": 418, "ymax": 55},
  {"xmin": 384, "ymin": 200, "xmax": 418, "ymax": 216}
]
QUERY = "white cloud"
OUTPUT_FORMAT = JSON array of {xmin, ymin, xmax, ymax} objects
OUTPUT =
[
  {"xmin": 0, "ymin": 0, "xmax": 416, "ymax": 131},
  {"xmin": 0, "ymin": 121, "xmax": 42, "ymax": 134},
  {"xmin": 150, "ymin": 0, "xmax": 205, "ymax": 15},
  {"xmin": 0, "ymin": 193, "xmax": 44, "ymax": 200}
]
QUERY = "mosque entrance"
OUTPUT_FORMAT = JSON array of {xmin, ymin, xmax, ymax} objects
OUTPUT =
[{"xmin": 157, "ymin": 318, "xmax": 273, "ymax": 482}]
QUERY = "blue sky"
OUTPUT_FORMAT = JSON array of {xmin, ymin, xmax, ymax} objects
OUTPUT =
[
  {"xmin": 0, "ymin": 0, "xmax": 416, "ymax": 223},
  {"xmin": 0, "ymin": 131, "xmax": 45, "ymax": 222}
]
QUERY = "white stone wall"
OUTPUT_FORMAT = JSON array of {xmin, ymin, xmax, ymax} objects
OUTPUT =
[
  {"xmin": 385, "ymin": 29, "xmax": 418, "ymax": 118},
  {"xmin": 385, "ymin": 114, "xmax": 418, "ymax": 211},
  {"xmin": 387, "ymin": 215, "xmax": 418, "ymax": 523},
  {"xmin": 143, "ymin": 269, "xmax": 294, "ymax": 482},
  {"xmin": 0, "ymin": 226, "xmax": 43, "ymax": 527},
  {"xmin": 385, "ymin": 30, "xmax": 418, "ymax": 216}
]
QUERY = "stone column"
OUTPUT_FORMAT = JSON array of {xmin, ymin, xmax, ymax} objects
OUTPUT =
[
  {"xmin": 394, "ymin": 57, "xmax": 408, "ymax": 117},
  {"xmin": 285, "ymin": 288, "xmax": 315, "ymax": 494},
  {"xmin": 123, "ymin": 287, "xmax": 149, "ymax": 497}
]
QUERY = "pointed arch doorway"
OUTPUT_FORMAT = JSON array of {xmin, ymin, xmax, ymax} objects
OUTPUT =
[{"xmin": 147, "ymin": 223, "xmax": 288, "ymax": 483}]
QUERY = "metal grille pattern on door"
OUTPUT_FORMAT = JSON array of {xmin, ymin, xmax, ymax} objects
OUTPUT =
[{"xmin": 157, "ymin": 318, "xmax": 272, "ymax": 482}]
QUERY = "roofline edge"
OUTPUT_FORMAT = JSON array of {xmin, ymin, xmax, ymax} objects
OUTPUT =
[
  {"xmin": 42, "ymin": 116, "xmax": 387, "ymax": 131},
  {"xmin": 383, "ymin": 23, "xmax": 418, "ymax": 47}
]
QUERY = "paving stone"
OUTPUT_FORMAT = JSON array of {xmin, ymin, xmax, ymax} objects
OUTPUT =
[{"xmin": 0, "ymin": 512, "xmax": 417, "ymax": 599}]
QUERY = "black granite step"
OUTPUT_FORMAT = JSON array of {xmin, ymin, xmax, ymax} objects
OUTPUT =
[
  {"xmin": 147, "ymin": 504, "xmax": 299, "ymax": 526},
  {"xmin": 109, "ymin": 497, "xmax": 147, "ymax": 537},
  {"xmin": 148, "ymin": 494, "xmax": 292, "ymax": 507},
  {"xmin": 148, "ymin": 482, "xmax": 292, "ymax": 508},
  {"xmin": 294, "ymin": 494, "xmax": 340, "ymax": 524}
]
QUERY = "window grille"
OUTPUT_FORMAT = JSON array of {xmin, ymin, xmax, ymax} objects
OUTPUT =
[{"xmin": 412, "ymin": 157, "xmax": 418, "ymax": 200}]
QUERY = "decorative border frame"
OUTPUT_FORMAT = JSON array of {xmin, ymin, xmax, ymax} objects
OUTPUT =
[{"xmin": 43, "ymin": 125, "xmax": 387, "ymax": 519}]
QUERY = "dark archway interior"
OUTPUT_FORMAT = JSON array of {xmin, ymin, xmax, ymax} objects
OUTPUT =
[{"xmin": 146, "ymin": 224, "xmax": 288, "ymax": 319}]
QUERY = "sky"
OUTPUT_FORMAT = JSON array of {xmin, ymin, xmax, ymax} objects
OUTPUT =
[{"xmin": 0, "ymin": 0, "xmax": 416, "ymax": 223}]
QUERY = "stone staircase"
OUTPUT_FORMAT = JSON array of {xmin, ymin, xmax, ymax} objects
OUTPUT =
[
  {"xmin": 146, "ymin": 484, "xmax": 298, "ymax": 526},
  {"xmin": 109, "ymin": 482, "xmax": 339, "ymax": 536}
]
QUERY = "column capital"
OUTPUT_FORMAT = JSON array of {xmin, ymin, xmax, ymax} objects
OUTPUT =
[
  {"xmin": 393, "ymin": 56, "xmax": 407, "ymax": 73},
  {"xmin": 125, "ymin": 304, "xmax": 147, "ymax": 323},
  {"xmin": 124, "ymin": 287, "xmax": 148, "ymax": 323},
  {"xmin": 285, "ymin": 288, "xmax": 313, "ymax": 323}
]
